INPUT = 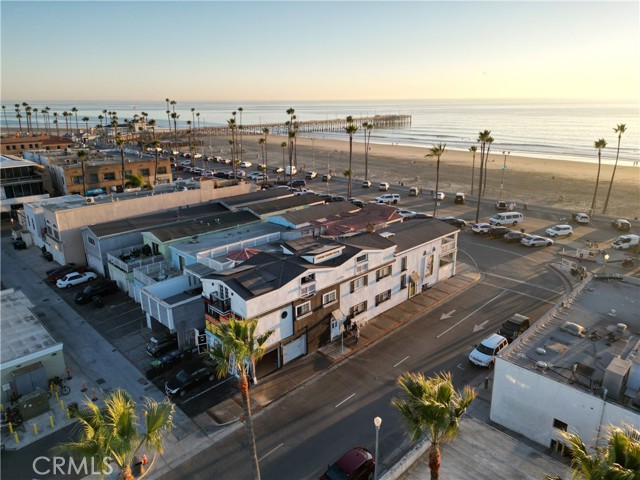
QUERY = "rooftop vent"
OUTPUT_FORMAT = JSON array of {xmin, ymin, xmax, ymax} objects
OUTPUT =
[
  {"xmin": 536, "ymin": 361, "xmax": 549, "ymax": 371},
  {"xmin": 616, "ymin": 323, "xmax": 627, "ymax": 333},
  {"xmin": 536, "ymin": 347, "xmax": 547, "ymax": 355},
  {"xmin": 561, "ymin": 321, "xmax": 586, "ymax": 337},
  {"xmin": 190, "ymin": 235, "xmax": 199, "ymax": 244}
]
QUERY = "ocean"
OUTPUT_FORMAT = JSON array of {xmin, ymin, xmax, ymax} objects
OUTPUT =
[{"xmin": 3, "ymin": 99, "xmax": 638, "ymax": 165}]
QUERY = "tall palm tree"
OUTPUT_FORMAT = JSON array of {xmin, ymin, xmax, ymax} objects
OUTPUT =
[
  {"xmin": 2, "ymin": 105, "xmax": 9, "ymax": 131},
  {"xmin": 186, "ymin": 121, "xmax": 193, "ymax": 167},
  {"xmin": 427, "ymin": 144, "xmax": 446, "ymax": 216},
  {"xmin": 227, "ymin": 117, "xmax": 238, "ymax": 177},
  {"xmin": 481, "ymin": 136, "xmax": 494, "ymax": 197},
  {"xmin": 15, "ymin": 104, "xmax": 23, "ymax": 133},
  {"xmin": 71, "ymin": 106, "xmax": 79, "ymax": 133},
  {"xmin": 262, "ymin": 127, "xmax": 270, "ymax": 186},
  {"xmin": 77, "ymin": 150, "xmax": 88, "ymax": 196},
  {"xmin": 561, "ymin": 425, "xmax": 640, "ymax": 479},
  {"xmin": 392, "ymin": 372, "xmax": 476, "ymax": 480},
  {"xmin": 207, "ymin": 318, "xmax": 274, "ymax": 480},
  {"xmin": 191, "ymin": 107, "xmax": 196, "ymax": 133},
  {"xmin": 363, "ymin": 121, "xmax": 373, "ymax": 181},
  {"xmin": 53, "ymin": 388, "xmax": 175, "ymax": 480},
  {"xmin": 280, "ymin": 141, "xmax": 287, "ymax": 173},
  {"xmin": 53, "ymin": 112, "xmax": 60, "ymax": 136},
  {"xmin": 238, "ymin": 107, "xmax": 244, "ymax": 163},
  {"xmin": 82, "ymin": 116, "xmax": 90, "ymax": 134},
  {"xmin": 602, "ymin": 124, "xmax": 627, "ymax": 214},
  {"xmin": 590, "ymin": 138, "xmax": 607, "ymax": 215},
  {"xmin": 44, "ymin": 106, "xmax": 51, "ymax": 134},
  {"xmin": 286, "ymin": 108, "xmax": 296, "ymax": 181},
  {"xmin": 171, "ymin": 112, "xmax": 179, "ymax": 142},
  {"xmin": 116, "ymin": 134, "xmax": 126, "ymax": 190},
  {"xmin": 62, "ymin": 111, "xmax": 70, "ymax": 134},
  {"xmin": 469, "ymin": 145, "xmax": 478, "ymax": 196},
  {"xmin": 345, "ymin": 116, "xmax": 358, "ymax": 198},
  {"xmin": 474, "ymin": 130, "xmax": 492, "ymax": 223},
  {"xmin": 196, "ymin": 112, "xmax": 201, "ymax": 130},
  {"xmin": 33, "ymin": 108, "xmax": 40, "ymax": 132},
  {"xmin": 26, "ymin": 107, "xmax": 33, "ymax": 134}
]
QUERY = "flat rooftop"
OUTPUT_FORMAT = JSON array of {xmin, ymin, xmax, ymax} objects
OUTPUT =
[
  {"xmin": 503, "ymin": 276, "xmax": 640, "ymax": 411},
  {"xmin": 0, "ymin": 289, "xmax": 61, "ymax": 366}
]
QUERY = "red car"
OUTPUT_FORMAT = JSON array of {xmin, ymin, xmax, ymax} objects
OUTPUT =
[{"xmin": 320, "ymin": 447, "xmax": 375, "ymax": 480}]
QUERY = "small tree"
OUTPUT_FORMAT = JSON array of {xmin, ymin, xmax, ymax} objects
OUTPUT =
[
  {"xmin": 392, "ymin": 372, "xmax": 476, "ymax": 480},
  {"xmin": 590, "ymin": 138, "xmax": 607, "ymax": 216}
]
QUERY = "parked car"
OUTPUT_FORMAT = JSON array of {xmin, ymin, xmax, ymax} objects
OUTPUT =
[
  {"xmin": 454, "ymin": 192, "xmax": 466, "ymax": 204},
  {"xmin": 293, "ymin": 188, "xmax": 315, "ymax": 196},
  {"xmin": 413, "ymin": 212, "xmax": 434, "ymax": 219},
  {"xmin": 612, "ymin": 219, "xmax": 632, "ymax": 232},
  {"xmin": 495, "ymin": 200, "xmax": 509, "ymax": 210},
  {"xmin": 317, "ymin": 193, "xmax": 333, "ymax": 201},
  {"xmin": 48, "ymin": 264, "xmax": 87, "ymax": 283},
  {"xmin": 289, "ymin": 179, "xmax": 307, "ymax": 188},
  {"xmin": 362, "ymin": 180, "xmax": 372, "ymax": 188},
  {"xmin": 469, "ymin": 334, "xmax": 509, "ymax": 367},
  {"xmin": 165, "ymin": 363, "xmax": 216, "ymax": 397},
  {"xmin": 520, "ymin": 235, "xmax": 554, "ymax": 247},
  {"xmin": 439, "ymin": 217, "xmax": 467, "ymax": 228},
  {"xmin": 146, "ymin": 333, "xmax": 179, "ymax": 357},
  {"xmin": 503, "ymin": 231, "xmax": 527, "ymax": 243},
  {"xmin": 12, "ymin": 239, "xmax": 27, "ymax": 250},
  {"xmin": 272, "ymin": 166, "xmax": 284, "ymax": 174},
  {"xmin": 611, "ymin": 234, "xmax": 640, "ymax": 250},
  {"xmin": 471, "ymin": 223, "xmax": 492, "ymax": 234},
  {"xmin": 433, "ymin": 191, "xmax": 445, "ymax": 201},
  {"xmin": 396, "ymin": 209, "xmax": 417, "ymax": 218},
  {"xmin": 320, "ymin": 447, "xmax": 375, "ymax": 480},
  {"xmin": 375, "ymin": 193, "xmax": 400, "ymax": 205},
  {"xmin": 545, "ymin": 224, "xmax": 573, "ymax": 237},
  {"xmin": 487, "ymin": 226, "xmax": 511, "ymax": 238},
  {"xmin": 572, "ymin": 212, "xmax": 590, "ymax": 224},
  {"xmin": 329, "ymin": 195, "xmax": 347, "ymax": 203},
  {"xmin": 74, "ymin": 280, "xmax": 118, "ymax": 304},
  {"xmin": 408, "ymin": 186, "xmax": 420, "ymax": 196},
  {"xmin": 498, "ymin": 314, "xmax": 530, "ymax": 343},
  {"xmin": 56, "ymin": 271, "xmax": 98, "ymax": 289},
  {"xmin": 351, "ymin": 199, "xmax": 366, "ymax": 208},
  {"xmin": 239, "ymin": 161, "xmax": 252, "ymax": 168},
  {"xmin": 192, "ymin": 153, "xmax": 203, "ymax": 159},
  {"xmin": 322, "ymin": 173, "xmax": 333, "ymax": 182},
  {"xmin": 305, "ymin": 171, "xmax": 317, "ymax": 179},
  {"xmin": 378, "ymin": 182, "xmax": 390, "ymax": 191}
]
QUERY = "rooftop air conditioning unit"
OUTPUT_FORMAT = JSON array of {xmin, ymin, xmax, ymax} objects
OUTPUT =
[{"xmin": 86, "ymin": 197, "xmax": 95, "ymax": 204}]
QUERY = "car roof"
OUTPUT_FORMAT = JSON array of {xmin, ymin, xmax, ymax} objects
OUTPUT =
[
  {"xmin": 552, "ymin": 224, "xmax": 571, "ymax": 229},
  {"xmin": 335, "ymin": 447, "xmax": 372, "ymax": 472},
  {"xmin": 481, "ymin": 333, "xmax": 507, "ymax": 347}
]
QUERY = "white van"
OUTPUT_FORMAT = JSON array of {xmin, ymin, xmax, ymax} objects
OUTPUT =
[
  {"xmin": 375, "ymin": 193, "xmax": 400, "ymax": 205},
  {"xmin": 489, "ymin": 212, "xmax": 524, "ymax": 226},
  {"xmin": 285, "ymin": 166, "xmax": 297, "ymax": 175}
]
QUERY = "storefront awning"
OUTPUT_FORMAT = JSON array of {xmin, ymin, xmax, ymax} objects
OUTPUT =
[
  {"xmin": 331, "ymin": 308, "xmax": 345, "ymax": 320},
  {"xmin": 410, "ymin": 272, "xmax": 421, "ymax": 283}
]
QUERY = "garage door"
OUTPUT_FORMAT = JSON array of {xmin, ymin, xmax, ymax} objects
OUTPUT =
[{"xmin": 282, "ymin": 334, "xmax": 306, "ymax": 365}]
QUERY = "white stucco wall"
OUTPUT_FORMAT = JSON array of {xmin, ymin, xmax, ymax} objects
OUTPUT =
[{"xmin": 491, "ymin": 358, "xmax": 640, "ymax": 451}]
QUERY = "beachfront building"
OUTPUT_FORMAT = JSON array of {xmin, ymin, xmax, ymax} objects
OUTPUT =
[
  {"xmin": 201, "ymin": 218, "xmax": 459, "ymax": 374},
  {"xmin": 490, "ymin": 276, "xmax": 640, "ymax": 455},
  {"xmin": 0, "ymin": 155, "xmax": 50, "ymax": 220},
  {"xmin": 23, "ymin": 148, "xmax": 173, "ymax": 196},
  {"xmin": 1, "ymin": 134, "xmax": 73, "ymax": 156}
]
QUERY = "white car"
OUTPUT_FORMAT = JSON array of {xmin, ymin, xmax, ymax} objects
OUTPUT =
[
  {"xmin": 375, "ymin": 193, "xmax": 400, "ymax": 204},
  {"xmin": 56, "ymin": 271, "xmax": 98, "ymax": 289},
  {"xmin": 396, "ymin": 209, "xmax": 417, "ymax": 218},
  {"xmin": 293, "ymin": 188, "xmax": 315, "ymax": 196},
  {"xmin": 469, "ymin": 334, "xmax": 508, "ymax": 367},
  {"xmin": 239, "ymin": 161, "xmax": 252, "ymax": 168},
  {"xmin": 471, "ymin": 223, "xmax": 492, "ymax": 234},
  {"xmin": 433, "ymin": 191, "xmax": 445, "ymax": 201},
  {"xmin": 362, "ymin": 180, "xmax": 372, "ymax": 188},
  {"xmin": 192, "ymin": 153, "xmax": 203, "ymax": 159},
  {"xmin": 545, "ymin": 224, "xmax": 573, "ymax": 237},
  {"xmin": 611, "ymin": 234, "xmax": 639, "ymax": 250},
  {"xmin": 379, "ymin": 182, "xmax": 390, "ymax": 191},
  {"xmin": 573, "ymin": 213, "xmax": 590, "ymax": 224},
  {"xmin": 521, "ymin": 235, "xmax": 554, "ymax": 247},
  {"xmin": 203, "ymin": 170, "xmax": 215, "ymax": 178},
  {"xmin": 273, "ymin": 167, "xmax": 285, "ymax": 174},
  {"xmin": 305, "ymin": 171, "xmax": 317, "ymax": 179}
]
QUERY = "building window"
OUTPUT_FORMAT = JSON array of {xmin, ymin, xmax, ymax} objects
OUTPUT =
[
  {"xmin": 72, "ymin": 176, "xmax": 84, "ymax": 185},
  {"xmin": 350, "ymin": 275, "xmax": 368, "ymax": 293},
  {"xmin": 350, "ymin": 301, "xmax": 367, "ymax": 318},
  {"xmin": 140, "ymin": 168, "xmax": 150, "ymax": 176},
  {"xmin": 426, "ymin": 255, "xmax": 434, "ymax": 276},
  {"xmin": 553, "ymin": 419, "xmax": 568, "ymax": 431},
  {"xmin": 401, "ymin": 257, "xmax": 407, "ymax": 272},
  {"xmin": 103, "ymin": 172, "xmax": 116, "ymax": 181},
  {"xmin": 322, "ymin": 290, "xmax": 337, "ymax": 306},
  {"xmin": 88, "ymin": 237, "xmax": 96, "ymax": 246},
  {"xmin": 296, "ymin": 302, "xmax": 311, "ymax": 318},
  {"xmin": 375, "ymin": 290, "xmax": 392, "ymax": 306},
  {"xmin": 300, "ymin": 273, "xmax": 316, "ymax": 297},
  {"xmin": 355, "ymin": 254, "xmax": 368, "ymax": 274},
  {"xmin": 400, "ymin": 274, "xmax": 407, "ymax": 290},
  {"xmin": 376, "ymin": 265, "xmax": 392, "ymax": 281},
  {"xmin": 157, "ymin": 167, "xmax": 167, "ymax": 174},
  {"xmin": 89, "ymin": 174, "xmax": 98, "ymax": 183}
]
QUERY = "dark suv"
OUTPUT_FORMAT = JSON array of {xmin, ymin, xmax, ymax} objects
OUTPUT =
[
  {"xmin": 146, "ymin": 334, "xmax": 178, "ymax": 357},
  {"xmin": 74, "ymin": 280, "xmax": 118, "ymax": 304},
  {"xmin": 165, "ymin": 363, "xmax": 215, "ymax": 397},
  {"xmin": 498, "ymin": 314, "xmax": 530, "ymax": 343}
]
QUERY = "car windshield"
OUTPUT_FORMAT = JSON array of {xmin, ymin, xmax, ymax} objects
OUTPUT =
[
  {"xmin": 476, "ymin": 343, "xmax": 495, "ymax": 355},
  {"xmin": 175, "ymin": 370, "xmax": 190, "ymax": 383},
  {"xmin": 323, "ymin": 464, "xmax": 348, "ymax": 480}
]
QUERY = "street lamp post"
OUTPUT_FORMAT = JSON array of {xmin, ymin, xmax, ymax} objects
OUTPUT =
[
  {"xmin": 499, "ymin": 151, "xmax": 510, "ymax": 201},
  {"xmin": 604, "ymin": 253, "xmax": 610, "ymax": 273},
  {"xmin": 374, "ymin": 416, "xmax": 382, "ymax": 480}
]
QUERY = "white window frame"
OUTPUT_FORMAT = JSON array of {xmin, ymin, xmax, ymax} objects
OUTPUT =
[
  {"xmin": 296, "ymin": 301, "xmax": 312, "ymax": 318},
  {"xmin": 352, "ymin": 275, "xmax": 367, "ymax": 291},
  {"xmin": 376, "ymin": 265, "xmax": 392, "ymax": 281},
  {"xmin": 322, "ymin": 290, "xmax": 337, "ymax": 306}
]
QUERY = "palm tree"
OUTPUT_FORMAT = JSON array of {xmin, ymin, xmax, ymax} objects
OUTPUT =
[
  {"xmin": 125, "ymin": 174, "xmax": 145, "ymax": 189},
  {"xmin": 590, "ymin": 138, "xmax": 607, "ymax": 215},
  {"xmin": 392, "ymin": 372, "xmax": 476, "ymax": 480},
  {"xmin": 53, "ymin": 388, "xmax": 175, "ymax": 480},
  {"xmin": 33, "ymin": 108, "xmax": 40, "ymax": 132},
  {"xmin": 82, "ymin": 116, "xmax": 90, "ymax": 134},
  {"xmin": 474, "ymin": 130, "xmax": 493, "ymax": 223},
  {"xmin": 286, "ymin": 108, "xmax": 296, "ymax": 181},
  {"xmin": 280, "ymin": 141, "xmax": 287, "ymax": 173},
  {"xmin": 116, "ymin": 134, "xmax": 126, "ymax": 190},
  {"xmin": 15, "ymin": 104, "xmax": 23, "ymax": 133},
  {"xmin": 238, "ymin": 107, "xmax": 244, "ymax": 163},
  {"xmin": 77, "ymin": 150, "xmax": 88, "ymax": 196},
  {"xmin": 363, "ymin": 121, "xmax": 373, "ymax": 181},
  {"xmin": 71, "ymin": 107, "xmax": 79, "ymax": 133},
  {"xmin": 481, "ymin": 136, "xmax": 494, "ymax": 197},
  {"xmin": 262, "ymin": 127, "xmax": 269, "ymax": 186},
  {"xmin": 427, "ymin": 144, "xmax": 446, "ymax": 216},
  {"xmin": 207, "ymin": 318, "xmax": 274, "ymax": 480},
  {"xmin": 53, "ymin": 112, "xmax": 60, "ymax": 136},
  {"xmin": 469, "ymin": 145, "xmax": 477, "ymax": 196},
  {"xmin": 345, "ymin": 116, "xmax": 358, "ymax": 198},
  {"xmin": 227, "ymin": 117, "xmax": 238, "ymax": 177},
  {"xmin": 196, "ymin": 112, "xmax": 201, "ymax": 130},
  {"xmin": 602, "ymin": 124, "xmax": 627, "ymax": 214},
  {"xmin": 186, "ymin": 121, "xmax": 193, "ymax": 167},
  {"xmin": 171, "ymin": 112, "xmax": 179, "ymax": 141},
  {"xmin": 62, "ymin": 111, "xmax": 70, "ymax": 134},
  {"xmin": 561, "ymin": 425, "xmax": 640, "ymax": 479},
  {"xmin": 2, "ymin": 105, "xmax": 8, "ymax": 131}
]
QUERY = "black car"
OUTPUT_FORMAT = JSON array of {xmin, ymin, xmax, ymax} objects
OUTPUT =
[
  {"xmin": 317, "ymin": 193, "xmax": 333, "ymax": 201},
  {"xmin": 74, "ymin": 280, "xmax": 118, "ymax": 304},
  {"xmin": 439, "ymin": 216, "xmax": 467, "ymax": 228},
  {"xmin": 330, "ymin": 195, "xmax": 347, "ymax": 202},
  {"xmin": 488, "ymin": 226, "xmax": 511, "ymax": 238},
  {"xmin": 495, "ymin": 201, "xmax": 509, "ymax": 210},
  {"xmin": 288, "ymin": 179, "xmax": 306, "ymax": 188},
  {"xmin": 146, "ymin": 334, "xmax": 179, "ymax": 357},
  {"xmin": 165, "ymin": 363, "xmax": 215, "ymax": 397},
  {"xmin": 503, "ymin": 231, "xmax": 527, "ymax": 243}
]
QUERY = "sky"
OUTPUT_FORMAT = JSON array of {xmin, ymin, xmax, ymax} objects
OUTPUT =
[{"xmin": 1, "ymin": 1, "xmax": 639, "ymax": 102}]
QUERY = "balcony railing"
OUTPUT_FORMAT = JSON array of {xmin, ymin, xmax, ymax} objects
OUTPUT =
[
  {"xmin": 442, "ymin": 241, "xmax": 456, "ymax": 254},
  {"xmin": 208, "ymin": 297, "xmax": 232, "ymax": 315},
  {"xmin": 300, "ymin": 283, "xmax": 316, "ymax": 298}
]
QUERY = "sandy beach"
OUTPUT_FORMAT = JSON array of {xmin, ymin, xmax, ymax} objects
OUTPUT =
[{"xmin": 207, "ymin": 134, "xmax": 639, "ymax": 219}]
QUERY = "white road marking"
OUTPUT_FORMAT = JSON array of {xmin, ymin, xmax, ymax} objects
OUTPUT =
[
  {"xmin": 335, "ymin": 393, "xmax": 355, "ymax": 408},
  {"xmin": 440, "ymin": 310, "xmax": 456, "ymax": 320},
  {"xmin": 457, "ymin": 363, "xmax": 465, "ymax": 371},
  {"xmin": 480, "ymin": 282, "xmax": 558, "ymax": 304},
  {"xmin": 259, "ymin": 443, "xmax": 284, "ymax": 462},
  {"xmin": 473, "ymin": 320, "xmax": 489, "ymax": 332},
  {"xmin": 481, "ymin": 272, "xmax": 561, "ymax": 294},
  {"xmin": 182, "ymin": 377, "xmax": 233, "ymax": 404},
  {"xmin": 437, "ymin": 292, "xmax": 506, "ymax": 339},
  {"xmin": 394, "ymin": 356, "xmax": 410, "ymax": 368}
]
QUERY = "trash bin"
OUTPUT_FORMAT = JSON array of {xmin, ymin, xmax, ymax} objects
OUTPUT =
[
  {"xmin": 131, "ymin": 456, "xmax": 145, "ymax": 477},
  {"xmin": 43, "ymin": 252, "xmax": 53, "ymax": 261}
]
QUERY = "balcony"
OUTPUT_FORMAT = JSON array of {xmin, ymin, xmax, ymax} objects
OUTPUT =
[
  {"xmin": 300, "ymin": 283, "xmax": 316, "ymax": 298},
  {"xmin": 107, "ymin": 244, "xmax": 164, "ymax": 273},
  {"xmin": 208, "ymin": 296, "xmax": 232, "ymax": 315},
  {"xmin": 442, "ymin": 241, "xmax": 456, "ymax": 255}
]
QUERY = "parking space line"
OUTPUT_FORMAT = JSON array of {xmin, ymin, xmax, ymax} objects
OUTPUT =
[
  {"xmin": 394, "ymin": 356, "xmax": 410, "ymax": 368},
  {"xmin": 259, "ymin": 443, "xmax": 284, "ymax": 462},
  {"xmin": 335, "ymin": 393, "xmax": 355, "ymax": 408},
  {"xmin": 182, "ymin": 377, "xmax": 233, "ymax": 404}
]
